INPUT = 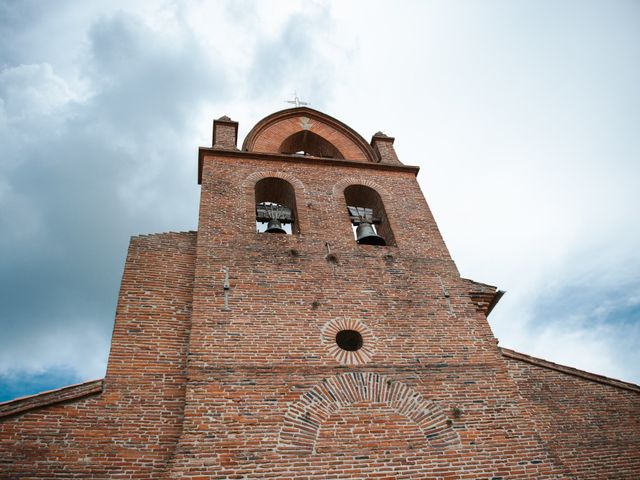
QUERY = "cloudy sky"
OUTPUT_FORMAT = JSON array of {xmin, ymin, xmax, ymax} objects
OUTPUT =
[{"xmin": 1, "ymin": 0, "xmax": 639, "ymax": 401}]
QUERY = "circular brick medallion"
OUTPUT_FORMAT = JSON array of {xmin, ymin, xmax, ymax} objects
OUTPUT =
[{"xmin": 321, "ymin": 318, "xmax": 376, "ymax": 365}]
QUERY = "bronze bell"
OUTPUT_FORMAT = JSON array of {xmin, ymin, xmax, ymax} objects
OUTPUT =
[
  {"xmin": 265, "ymin": 219, "xmax": 287, "ymax": 234},
  {"xmin": 356, "ymin": 222, "xmax": 386, "ymax": 246}
]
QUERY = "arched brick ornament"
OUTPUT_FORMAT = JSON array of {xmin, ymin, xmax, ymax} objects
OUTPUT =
[
  {"xmin": 332, "ymin": 177, "xmax": 393, "ymax": 203},
  {"xmin": 278, "ymin": 372, "xmax": 460, "ymax": 454},
  {"xmin": 243, "ymin": 107, "xmax": 378, "ymax": 163}
]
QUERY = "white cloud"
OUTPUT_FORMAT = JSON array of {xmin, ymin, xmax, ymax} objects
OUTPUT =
[
  {"xmin": 1, "ymin": 0, "xmax": 639, "ymax": 391},
  {"xmin": 0, "ymin": 63, "xmax": 76, "ymax": 121},
  {"xmin": 0, "ymin": 317, "xmax": 110, "ymax": 380}
]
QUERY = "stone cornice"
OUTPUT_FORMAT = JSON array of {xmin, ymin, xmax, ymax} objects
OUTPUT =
[{"xmin": 197, "ymin": 147, "xmax": 419, "ymax": 184}]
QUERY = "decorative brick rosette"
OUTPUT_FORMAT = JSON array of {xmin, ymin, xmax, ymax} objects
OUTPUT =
[{"xmin": 321, "ymin": 318, "xmax": 377, "ymax": 365}]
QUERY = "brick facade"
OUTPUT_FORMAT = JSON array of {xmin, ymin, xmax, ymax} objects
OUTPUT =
[{"xmin": 1, "ymin": 107, "xmax": 639, "ymax": 479}]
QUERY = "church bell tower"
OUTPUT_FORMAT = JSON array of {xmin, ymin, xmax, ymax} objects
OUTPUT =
[
  {"xmin": 167, "ymin": 107, "xmax": 567, "ymax": 478},
  {"xmin": 3, "ymin": 104, "xmax": 639, "ymax": 479}
]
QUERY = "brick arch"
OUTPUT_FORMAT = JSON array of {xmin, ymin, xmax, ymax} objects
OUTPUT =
[
  {"xmin": 242, "ymin": 171, "xmax": 310, "ymax": 234},
  {"xmin": 332, "ymin": 177, "xmax": 393, "ymax": 202},
  {"xmin": 278, "ymin": 372, "xmax": 460, "ymax": 454},
  {"xmin": 243, "ymin": 107, "xmax": 378, "ymax": 163},
  {"xmin": 332, "ymin": 177, "xmax": 398, "ymax": 246},
  {"xmin": 243, "ymin": 170, "xmax": 307, "ymax": 193}
]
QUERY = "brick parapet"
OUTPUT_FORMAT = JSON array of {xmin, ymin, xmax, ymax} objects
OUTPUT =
[
  {"xmin": 212, "ymin": 116, "xmax": 239, "ymax": 150},
  {"xmin": 371, "ymin": 132, "xmax": 403, "ymax": 165}
]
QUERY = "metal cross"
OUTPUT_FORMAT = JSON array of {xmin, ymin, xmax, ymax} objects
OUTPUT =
[{"xmin": 285, "ymin": 92, "xmax": 310, "ymax": 108}]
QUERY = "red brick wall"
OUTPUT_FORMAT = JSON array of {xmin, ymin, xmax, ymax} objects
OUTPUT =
[
  {"xmin": 504, "ymin": 351, "xmax": 640, "ymax": 479},
  {"xmin": 165, "ymin": 151, "xmax": 570, "ymax": 478},
  {"xmin": 0, "ymin": 232, "xmax": 196, "ymax": 479}
]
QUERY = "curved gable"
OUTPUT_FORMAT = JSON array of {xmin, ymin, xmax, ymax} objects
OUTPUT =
[{"xmin": 242, "ymin": 107, "xmax": 377, "ymax": 163}]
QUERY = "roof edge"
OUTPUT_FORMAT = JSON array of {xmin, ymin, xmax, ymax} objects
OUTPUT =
[
  {"xmin": 130, "ymin": 230, "xmax": 198, "ymax": 240},
  {"xmin": 462, "ymin": 278, "xmax": 497, "ymax": 291},
  {"xmin": 501, "ymin": 347, "xmax": 640, "ymax": 393},
  {"xmin": 0, "ymin": 378, "xmax": 104, "ymax": 419},
  {"xmin": 486, "ymin": 290, "xmax": 505, "ymax": 315}
]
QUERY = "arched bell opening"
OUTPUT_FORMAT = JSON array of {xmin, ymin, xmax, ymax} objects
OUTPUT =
[
  {"xmin": 279, "ymin": 131, "xmax": 345, "ymax": 159},
  {"xmin": 255, "ymin": 178, "xmax": 299, "ymax": 234},
  {"xmin": 344, "ymin": 185, "xmax": 395, "ymax": 246}
]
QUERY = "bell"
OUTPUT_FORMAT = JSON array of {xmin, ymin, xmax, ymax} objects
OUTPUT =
[
  {"xmin": 265, "ymin": 219, "xmax": 287, "ymax": 234},
  {"xmin": 356, "ymin": 222, "xmax": 386, "ymax": 246}
]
